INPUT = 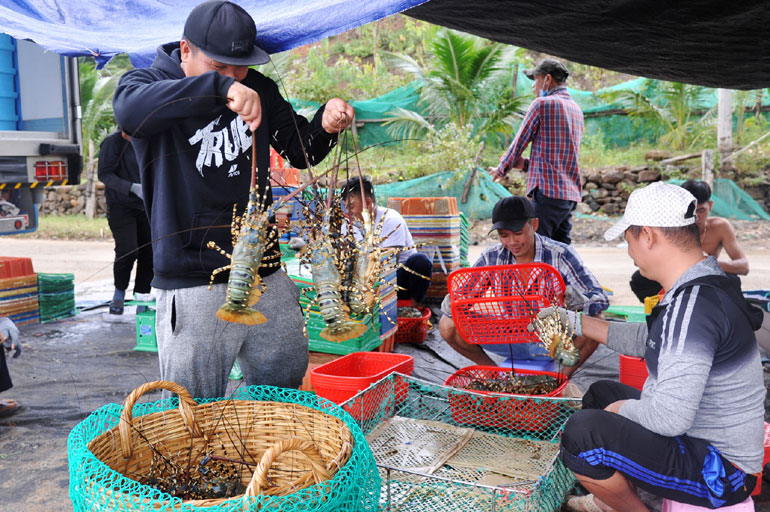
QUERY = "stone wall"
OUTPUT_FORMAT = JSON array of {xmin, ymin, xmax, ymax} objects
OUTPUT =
[
  {"xmin": 39, "ymin": 182, "xmax": 107, "ymax": 216},
  {"xmin": 579, "ymin": 165, "xmax": 663, "ymax": 215},
  {"xmin": 579, "ymin": 166, "xmax": 770, "ymax": 215}
]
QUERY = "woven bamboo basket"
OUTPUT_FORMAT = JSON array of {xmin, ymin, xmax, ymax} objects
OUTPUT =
[{"xmin": 84, "ymin": 381, "xmax": 355, "ymax": 509}]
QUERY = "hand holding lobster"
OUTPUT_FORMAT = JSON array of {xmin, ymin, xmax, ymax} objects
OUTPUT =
[{"xmin": 322, "ymin": 98, "xmax": 355, "ymax": 133}]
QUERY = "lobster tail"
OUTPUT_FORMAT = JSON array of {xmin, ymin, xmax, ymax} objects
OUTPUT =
[
  {"xmin": 216, "ymin": 304, "xmax": 267, "ymax": 325},
  {"xmin": 320, "ymin": 320, "xmax": 368, "ymax": 343}
]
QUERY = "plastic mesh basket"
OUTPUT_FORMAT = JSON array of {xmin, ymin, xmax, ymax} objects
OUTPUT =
[
  {"xmin": 341, "ymin": 373, "xmax": 581, "ymax": 512},
  {"xmin": 395, "ymin": 306, "xmax": 432, "ymax": 344},
  {"xmin": 68, "ymin": 382, "xmax": 380, "ymax": 512},
  {"xmin": 444, "ymin": 366, "xmax": 568, "ymax": 431},
  {"xmin": 448, "ymin": 263, "xmax": 566, "ymax": 345}
]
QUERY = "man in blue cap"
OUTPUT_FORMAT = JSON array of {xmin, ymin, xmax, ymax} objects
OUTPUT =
[{"xmin": 114, "ymin": 0, "xmax": 355, "ymax": 398}]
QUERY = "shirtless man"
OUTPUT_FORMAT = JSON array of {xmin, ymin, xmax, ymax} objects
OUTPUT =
[
  {"xmin": 629, "ymin": 179, "xmax": 748, "ymax": 302},
  {"xmin": 681, "ymin": 179, "xmax": 749, "ymax": 275}
]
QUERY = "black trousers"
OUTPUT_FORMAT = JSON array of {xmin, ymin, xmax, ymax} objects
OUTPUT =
[
  {"xmin": 531, "ymin": 188, "xmax": 576, "ymax": 245},
  {"xmin": 560, "ymin": 380, "xmax": 755, "ymax": 508},
  {"xmin": 107, "ymin": 203, "xmax": 153, "ymax": 294},
  {"xmin": 0, "ymin": 348, "xmax": 11, "ymax": 393},
  {"xmin": 396, "ymin": 252, "xmax": 433, "ymax": 303}
]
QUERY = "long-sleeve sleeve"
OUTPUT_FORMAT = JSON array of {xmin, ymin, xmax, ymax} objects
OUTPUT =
[
  {"xmin": 264, "ymin": 79, "xmax": 337, "ymax": 169},
  {"xmin": 97, "ymin": 135, "xmax": 133, "ymax": 198},
  {"xmin": 114, "ymin": 69, "xmax": 234, "ymax": 137},
  {"xmin": 496, "ymin": 101, "xmax": 540, "ymax": 177}
]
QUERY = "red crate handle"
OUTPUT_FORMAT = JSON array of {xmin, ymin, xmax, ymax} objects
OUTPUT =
[{"xmin": 447, "ymin": 263, "xmax": 566, "ymax": 345}]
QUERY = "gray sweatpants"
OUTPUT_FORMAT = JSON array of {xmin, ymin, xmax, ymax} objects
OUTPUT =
[{"xmin": 155, "ymin": 270, "xmax": 309, "ymax": 399}]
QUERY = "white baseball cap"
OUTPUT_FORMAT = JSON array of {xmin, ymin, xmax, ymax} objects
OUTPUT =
[{"xmin": 604, "ymin": 182, "xmax": 697, "ymax": 240}]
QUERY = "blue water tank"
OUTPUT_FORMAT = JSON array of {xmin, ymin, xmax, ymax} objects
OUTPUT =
[{"xmin": 0, "ymin": 34, "xmax": 19, "ymax": 131}]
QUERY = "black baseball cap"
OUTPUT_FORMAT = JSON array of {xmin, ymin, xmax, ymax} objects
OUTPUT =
[
  {"xmin": 489, "ymin": 196, "xmax": 536, "ymax": 233},
  {"xmin": 183, "ymin": 0, "xmax": 270, "ymax": 66},
  {"xmin": 524, "ymin": 58, "xmax": 569, "ymax": 82}
]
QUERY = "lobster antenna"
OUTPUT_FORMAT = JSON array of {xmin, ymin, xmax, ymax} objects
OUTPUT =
[{"xmin": 251, "ymin": 132, "xmax": 257, "ymax": 189}]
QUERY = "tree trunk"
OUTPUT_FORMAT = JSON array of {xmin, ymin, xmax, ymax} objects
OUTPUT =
[
  {"xmin": 717, "ymin": 88, "xmax": 733, "ymax": 173},
  {"xmin": 701, "ymin": 149, "xmax": 714, "ymax": 188},
  {"xmin": 84, "ymin": 139, "xmax": 97, "ymax": 219}
]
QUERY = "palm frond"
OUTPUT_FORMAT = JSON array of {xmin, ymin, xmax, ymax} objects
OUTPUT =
[{"xmin": 383, "ymin": 107, "xmax": 433, "ymax": 141}]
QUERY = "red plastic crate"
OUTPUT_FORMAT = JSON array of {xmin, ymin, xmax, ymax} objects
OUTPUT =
[
  {"xmin": 310, "ymin": 352, "xmax": 414, "ymax": 404},
  {"xmin": 619, "ymin": 355, "xmax": 648, "ymax": 391},
  {"xmin": 0, "ymin": 257, "xmax": 34, "ymax": 280},
  {"xmin": 448, "ymin": 263, "xmax": 566, "ymax": 346},
  {"xmin": 445, "ymin": 366, "xmax": 568, "ymax": 431},
  {"xmin": 395, "ymin": 302, "xmax": 432, "ymax": 344}
]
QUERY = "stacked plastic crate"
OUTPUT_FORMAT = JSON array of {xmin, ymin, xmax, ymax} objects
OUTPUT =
[
  {"xmin": 269, "ymin": 150, "xmax": 302, "ymax": 241},
  {"xmin": 386, "ymin": 197, "xmax": 462, "ymax": 304},
  {"xmin": 0, "ymin": 257, "xmax": 39, "ymax": 326},
  {"xmin": 459, "ymin": 212, "xmax": 470, "ymax": 268},
  {"xmin": 37, "ymin": 273, "xmax": 76, "ymax": 322}
]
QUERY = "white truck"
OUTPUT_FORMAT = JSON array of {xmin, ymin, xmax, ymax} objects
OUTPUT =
[{"xmin": 0, "ymin": 33, "xmax": 82, "ymax": 235}]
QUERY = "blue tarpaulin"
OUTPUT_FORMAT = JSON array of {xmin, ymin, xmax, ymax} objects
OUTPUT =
[{"xmin": 0, "ymin": 0, "xmax": 428, "ymax": 67}]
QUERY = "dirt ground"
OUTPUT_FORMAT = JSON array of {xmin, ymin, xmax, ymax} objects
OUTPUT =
[{"xmin": 2, "ymin": 217, "xmax": 770, "ymax": 511}]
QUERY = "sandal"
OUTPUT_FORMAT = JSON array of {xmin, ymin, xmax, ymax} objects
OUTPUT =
[
  {"xmin": 566, "ymin": 494, "xmax": 605, "ymax": 512},
  {"xmin": 0, "ymin": 399, "xmax": 21, "ymax": 418}
]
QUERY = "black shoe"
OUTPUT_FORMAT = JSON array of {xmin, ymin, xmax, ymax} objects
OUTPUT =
[{"xmin": 109, "ymin": 299, "xmax": 124, "ymax": 315}]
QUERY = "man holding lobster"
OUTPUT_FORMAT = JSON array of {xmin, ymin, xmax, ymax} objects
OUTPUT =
[{"xmin": 114, "ymin": 0, "xmax": 354, "ymax": 398}]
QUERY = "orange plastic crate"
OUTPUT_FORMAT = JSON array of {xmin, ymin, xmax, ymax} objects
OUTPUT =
[
  {"xmin": 445, "ymin": 366, "xmax": 568, "ymax": 431},
  {"xmin": 395, "ymin": 303, "xmax": 432, "ymax": 344},
  {"xmin": 0, "ymin": 257, "xmax": 34, "ymax": 279},
  {"xmin": 386, "ymin": 196, "xmax": 458, "ymax": 215},
  {"xmin": 310, "ymin": 352, "xmax": 414, "ymax": 404},
  {"xmin": 619, "ymin": 355, "xmax": 648, "ymax": 391}
]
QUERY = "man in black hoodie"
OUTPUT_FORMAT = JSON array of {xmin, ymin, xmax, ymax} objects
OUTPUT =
[{"xmin": 113, "ymin": 0, "xmax": 354, "ymax": 398}]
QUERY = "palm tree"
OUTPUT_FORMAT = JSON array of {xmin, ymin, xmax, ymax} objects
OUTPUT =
[
  {"xmin": 600, "ymin": 79, "xmax": 716, "ymax": 150},
  {"xmin": 383, "ymin": 30, "xmax": 530, "ymax": 145}
]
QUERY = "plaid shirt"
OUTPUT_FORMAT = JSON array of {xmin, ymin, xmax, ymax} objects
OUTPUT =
[
  {"xmin": 496, "ymin": 87, "xmax": 583, "ymax": 203},
  {"xmin": 474, "ymin": 234, "xmax": 609, "ymax": 316}
]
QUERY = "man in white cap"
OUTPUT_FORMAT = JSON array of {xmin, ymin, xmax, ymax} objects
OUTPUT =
[{"xmin": 531, "ymin": 182, "xmax": 765, "ymax": 511}]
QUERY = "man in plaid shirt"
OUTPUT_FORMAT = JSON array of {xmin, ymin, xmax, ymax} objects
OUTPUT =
[
  {"xmin": 438, "ymin": 196, "xmax": 608, "ymax": 372},
  {"xmin": 492, "ymin": 59, "xmax": 583, "ymax": 245}
]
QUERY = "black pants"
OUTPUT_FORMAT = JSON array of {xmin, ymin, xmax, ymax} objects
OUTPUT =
[
  {"xmin": 107, "ymin": 203, "xmax": 153, "ymax": 294},
  {"xmin": 396, "ymin": 252, "xmax": 433, "ymax": 303},
  {"xmin": 0, "ymin": 348, "xmax": 11, "ymax": 393},
  {"xmin": 531, "ymin": 188, "xmax": 576, "ymax": 245},
  {"xmin": 560, "ymin": 380, "xmax": 755, "ymax": 508}
]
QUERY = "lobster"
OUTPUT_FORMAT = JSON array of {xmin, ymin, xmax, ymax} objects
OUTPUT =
[
  {"xmin": 308, "ymin": 225, "xmax": 368, "ymax": 342},
  {"xmin": 208, "ymin": 134, "xmax": 334, "ymax": 326},
  {"xmin": 530, "ymin": 309, "xmax": 581, "ymax": 367},
  {"xmin": 207, "ymin": 187, "xmax": 276, "ymax": 325}
]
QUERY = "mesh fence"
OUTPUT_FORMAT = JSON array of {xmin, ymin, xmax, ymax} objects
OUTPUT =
[
  {"xmin": 68, "ymin": 385, "xmax": 380, "ymax": 512},
  {"xmin": 341, "ymin": 373, "xmax": 582, "ymax": 512},
  {"xmin": 447, "ymin": 263, "xmax": 566, "ymax": 346}
]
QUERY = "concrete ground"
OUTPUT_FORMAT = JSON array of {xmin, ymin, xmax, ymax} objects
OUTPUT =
[{"xmin": 1, "ymin": 237, "xmax": 770, "ymax": 510}]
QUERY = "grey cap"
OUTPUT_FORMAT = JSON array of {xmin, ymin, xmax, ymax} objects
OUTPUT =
[{"xmin": 524, "ymin": 58, "xmax": 569, "ymax": 82}]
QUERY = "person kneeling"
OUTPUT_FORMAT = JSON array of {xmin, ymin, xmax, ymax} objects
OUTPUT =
[{"xmin": 541, "ymin": 183, "xmax": 764, "ymax": 512}]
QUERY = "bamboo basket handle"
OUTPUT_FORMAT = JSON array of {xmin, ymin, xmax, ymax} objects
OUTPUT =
[
  {"xmin": 118, "ymin": 380, "xmax": 203, "ymax": 459},
  {"xmin": 244, "ymin": 438, "xmax": 332, "ymax": 497}
]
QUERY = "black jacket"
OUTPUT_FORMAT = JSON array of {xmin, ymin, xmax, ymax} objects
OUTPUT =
[
  {"xmin": 113, "ymin": 43, "xmax": 337, "ymax": 289},
  {"xmin": 97, "ymin": 131, "xmax": 144, "ymax": 211}
]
